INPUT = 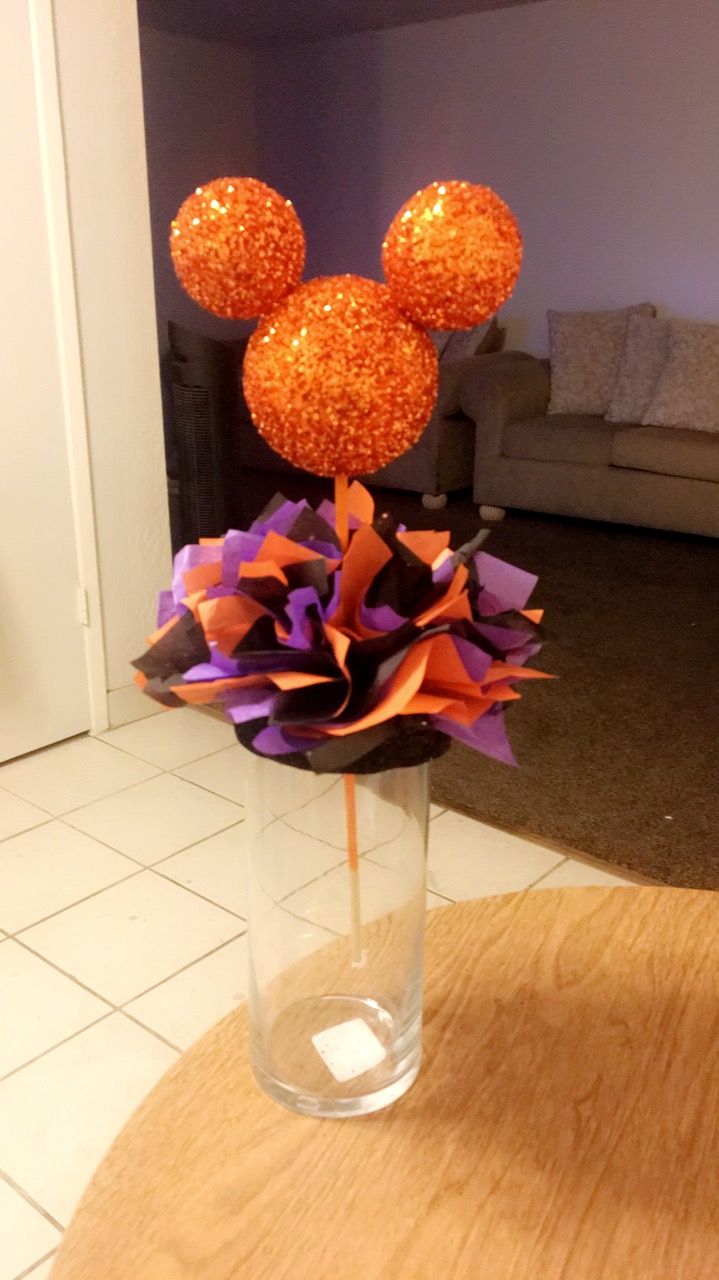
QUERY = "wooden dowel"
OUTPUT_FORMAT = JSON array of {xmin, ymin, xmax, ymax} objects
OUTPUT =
[
  {"xmin": 334, "ymin": 473, "xmax": 349, "ymax": 552},
  {"xmin": 343, "ymin": 772, "xmax": 363, "ymax": 965},
  {"xmin": 334, "ymin": 475, "xmax": 363, "ymax": 965}
]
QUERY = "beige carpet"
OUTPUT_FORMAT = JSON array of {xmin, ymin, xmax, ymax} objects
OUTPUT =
[{"xmin": 429, "ymin": 504, "xmax": 719, "ymax": 889}]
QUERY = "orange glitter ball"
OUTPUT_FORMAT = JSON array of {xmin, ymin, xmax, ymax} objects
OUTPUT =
[
  {"xmin": 243, "ymin": 275, "xmax": 438, "ymax": 476},
  {"xmin": 382, "ymin": 180, "xmax": 522, "ymax": 330},
  {"xmin": 170, "ymin": 177, "xmax": 305, "ymax": 319}
]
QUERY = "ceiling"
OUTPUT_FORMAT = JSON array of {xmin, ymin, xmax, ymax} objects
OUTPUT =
[{"xmin": 137, "ymin": 0, "xmax": 538, "ymax": 49}]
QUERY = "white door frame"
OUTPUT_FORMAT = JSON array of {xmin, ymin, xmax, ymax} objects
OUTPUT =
[
  {"xmin": 27, "ymin": 0, "xmax": 108, "ymax": 733},
  {"xmin": 50, "ymin": 0, "xmax": 172, "ymax": 704}
]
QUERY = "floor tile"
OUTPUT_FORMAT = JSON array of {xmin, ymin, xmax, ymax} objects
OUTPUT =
[
  {"xmin": 249, "ymin": 764, "xmax": 342, "ymax": 836},
  {"xmin": 0, "ymin": 1015, "xmax": 177, "ymax": 1226},
  {"xmin": 0, "ymin": 823, "xmax": 137, "ymax": 934},
  {"xmin": 0, "ymin": 941, "xmax": 108, "ymax": 1078},
  {"xmin": 429, "ymin": 804, "xmax": 445, "ymax": 821},
  {"xmin": 531, "ymin": 856, "xmax": 637, "ymax": 890},
  {"xmin": 239, "ymin": 905, "xmax": 336, "ymax": 987},
  {"xmin": 107, "ymin": 682, "xmax": 163, "ymax": 728},
  {"xmin": 277, "ymin": 772, "xmax": 409, "ymax": 855},
  {"xmin": 285, "ymin": 858, "xmax": 423, "ymax": 934},
  {"xmin": 428, "ymin": 810, "xmax": 565, "ymax": 900},
  {"xmin": 0, "ymin": 790, "xmax": 49, "ymax": 842},
  {"xmin": 255, "ymin": 821, "xmax": 350, "ymax": 899},
  {"xmin": 100, "ymin": 710, "xmax": 235, "ymax": 771},
  {"xmin": 22, "ymin": 872, "xmax": 244, "ymax": 1005},
  {"xmin": 22, "ymin": 1257, "xmax": 56, "ymax": 1280},
  {"xmin": 0, "ymin": 1178, "xmax": 60, "ymax": 1280},
  {"xmin": 156, "ymin": 823, "xmax": 247, "ymax": 915},
  {"xmin": 173, "ymin": 745, "xmax": 248, "ymax": 804},
  {"xmin": 65, "ymin": 774, "xmax": 242, "ymax": 866},
  {"xmin": 0, "ymin": 738, "xmax": 158, "ymax": 816},
  {"xmin": 126, "ymin": 936, "xmax": 248, "ymax": 1051}
]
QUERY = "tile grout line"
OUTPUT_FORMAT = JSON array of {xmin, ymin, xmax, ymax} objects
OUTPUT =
[
  {"xmin": 119, "ymin": 930, "xmax": 248, "ymax": 1008},
  {"xmin": 89, "ymin": 727, "xmax": 239, "ymax": 774},
  {"xmin": 0, "ymin": 1011, "xmax": 115, "ymax": 1086},
  {"xmin": 426, "ymin": 888, "xmax": 456, "ymax": 904},
  {"xmin": 0, "ymin": 988, "xmax": 191, "ymax": 1090},
  {"xmin": 0, "ymin": 976, "xmax": 192, "ymax": 1088},
  {"xmin": 14, "ymin": 1249, "xmax": 58, "ymax": 1280},
  {"xmin": 11, "ymin": 937, "xmax": 119, "ymax": 1005},
  {"xmin": 1, "ymin": 731, "xmax": 244, "ymax": 824},
  {"xmin": 58, "ymin": 811, "xmax": 244, "ymax": 875},
  {"xmin": 0, "ymin": 763, "xmax": 161, "ymax": 819},
  {"xmin": 149, "ymin": 866, "xmax": 247, "ymax": 921},
  {"xmin": 144, "ymin": 817, "xmax": 246, "ymax": 871},
  {"xmin": 7, "ymin": 828, "xmax": 247, "ymax": 941},
  {"xmin": 168, "ymin": 767, "xmax": 248, "ymax": 807},
  {"xmin": 524, "ymin": 856, "xmax": 570, "ymax": 890},
  {"xmin": 118, "ymin": 1009, "xmax": 183, "ymax": 1056},
  {"xmin": 0, "ymin": 776, "xmax": 160, "ymax": 823},
  {"xmin": 10, "ymin": 937, "xmax": 126, "ymax": 1009},
  {"xmin": 0, "ymin": 1168, "xmax": 65, "ymax": 1234},
  {"xmin": 9, "ymin": 866, "xmax": 146, "ymax": 939},
  {"xmin": 14, "ymin": 919, "xmax": 247, "ymax": 1025},
  {"xmin": 57, "ymin": 769, "xmax": 245, "ymax": 821},
  {"xmin": 0, "ymin": 817, "xmax": 55, "ymax": 847}
]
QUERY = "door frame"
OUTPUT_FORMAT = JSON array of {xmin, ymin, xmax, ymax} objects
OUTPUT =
[{"xmin": 27, "ymin": 0, "xmax": 108, "ymax": 732}]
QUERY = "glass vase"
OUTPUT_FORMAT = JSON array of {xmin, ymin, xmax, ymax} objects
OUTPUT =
[{"xmin": 242, "ymin": 753, "xmax": 429, "ymax": 1118}]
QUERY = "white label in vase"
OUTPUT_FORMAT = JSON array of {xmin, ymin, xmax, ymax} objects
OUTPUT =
[{"xmin": 311, "ymin": 1018, "xmax": 387, "ymax": 1083}]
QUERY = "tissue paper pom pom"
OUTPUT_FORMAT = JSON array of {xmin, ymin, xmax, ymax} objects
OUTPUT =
[
  {"xmin": 170, "ymin": 177, "xmax": 305, "ymax": 319},
  {"xmin": 133, "ymin": 484, "xmax": 549, "ymax": 774},
  {"xmin": 382, "ymin": 180, "xmax": 522, "ymax": 330},
  {"xmin": 242, "ymin": 275, "xmax": 438, "ymax": 476}
]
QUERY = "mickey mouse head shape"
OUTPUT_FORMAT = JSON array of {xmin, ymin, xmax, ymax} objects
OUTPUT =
[{"xmin": 170, "ymin": 177, "xmax": 521, "ymax": 477}]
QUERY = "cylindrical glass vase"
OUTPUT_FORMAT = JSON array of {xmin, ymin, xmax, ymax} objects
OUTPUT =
[{"xmin": 243, "ymin": 754, "xmax": 429, "ymax": 1117}]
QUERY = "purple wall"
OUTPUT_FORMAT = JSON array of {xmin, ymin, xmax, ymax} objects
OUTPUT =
[
  {"xmin": 254, "ymin": 0, "xmax": 719, "ymax": 352},
  {"xmin": 138, "ymin": 27, "xmax": 258, "ymax": 351}
]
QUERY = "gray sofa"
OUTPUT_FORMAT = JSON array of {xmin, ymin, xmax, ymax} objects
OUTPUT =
[
  {"xmin": 471, "ymin": 356, "xmax": 719, "ymax": 537},
  {"xmin": 364, "ymin": 350, "xmax": 532, "ymax": 505}
]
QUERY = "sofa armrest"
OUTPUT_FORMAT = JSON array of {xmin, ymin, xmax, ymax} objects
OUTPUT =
[{"xmin": 457, "ymin": 355, "xmax": 551, "ymax": 459}]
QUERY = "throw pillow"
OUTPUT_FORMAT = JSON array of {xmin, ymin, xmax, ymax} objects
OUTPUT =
[
  {"xmin": 428, "ymin": 330, "xmax": 453, "ymax": 358},
  {"xmin": 430, "ymin": 316, "xmax": 504, "ymax": 363},
  {"xmin": 643, "ymin": 320, "xmax": 719, "ymax": 433},
  {"xmin": 606, "ymin": 314, "xmax": 671, "ymax": 423},
  {"xmin": 548, "ymin": 303, "xmax": 655, "ymax": 416}
]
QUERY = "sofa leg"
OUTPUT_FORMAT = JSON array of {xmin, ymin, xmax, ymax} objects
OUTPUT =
[
  {"xmin": 422, "ymin": 492, "xmax": 448, "ymax": 510},
  {"xmin": 479, "ymin": 504, "xmax": 506, "ymax": 522}
]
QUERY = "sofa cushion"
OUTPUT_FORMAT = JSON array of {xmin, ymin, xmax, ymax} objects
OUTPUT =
[
  {"xmin": 502, "ymin": 414, "xmax": 621, "ymax": 466},
  {"xmin": 643, "ymin": 320, "xmax": 719, "ymax": 433},
  {"xmin": 611, "ymin": 425, "xmax": 719, "ymax": 483},
  {"xmin": 548, "ymin": 303, "xmax": 655, "ymax": 416},
  {"xmin": 435, "ymin": 349, "xmax": 533, "ymax": 417},
  {"xmin": 606, "ymin": 314, "xmax": 671, "ymax": 423}
]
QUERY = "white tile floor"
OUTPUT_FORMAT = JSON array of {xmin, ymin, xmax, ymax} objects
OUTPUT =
[{"xmin": 0, "ymin": 696, "xmax": 636, "ymax": 1278}]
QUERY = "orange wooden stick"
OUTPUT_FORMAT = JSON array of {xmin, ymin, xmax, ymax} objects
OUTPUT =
[
  {"xmin": 344, "ymin": 772, "xmax": 359, "ymax": 873},
  {"xmin": 335, "ymin": 475, "xmax": 363, "ymax": 963},
  {"xmin": 334, "ymin": 473, "xmax": 350, "ymax": 551}
]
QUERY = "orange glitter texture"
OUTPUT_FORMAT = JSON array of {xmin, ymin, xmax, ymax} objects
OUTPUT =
[
  {"xmin": 382, "ymin": 180, "xmax": 522, "ymax": 330},
  {"xmin": 242, "ymin": 275, "xmax": 438, "ymax": 476},
  {"xmin": 170, "ymin": 177, "xmax": 305, "ymax": 319}
]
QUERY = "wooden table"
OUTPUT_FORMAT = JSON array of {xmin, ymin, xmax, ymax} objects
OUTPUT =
[{"xmin": 51, "ymin": 888, "xmax": 719, "ymax": 1279}]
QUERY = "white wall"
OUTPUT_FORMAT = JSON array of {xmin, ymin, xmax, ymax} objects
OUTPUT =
[
  {"xmin": 138, "ymin": 27, "xmax": 258, "ymax": 350},
  {"xmin": 54, "ymin": 0, "xmax": 171, "ymax": 691},
  {"xmin": 256, "ymin": 0, "xmax": 719, "ymax": 351}
]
